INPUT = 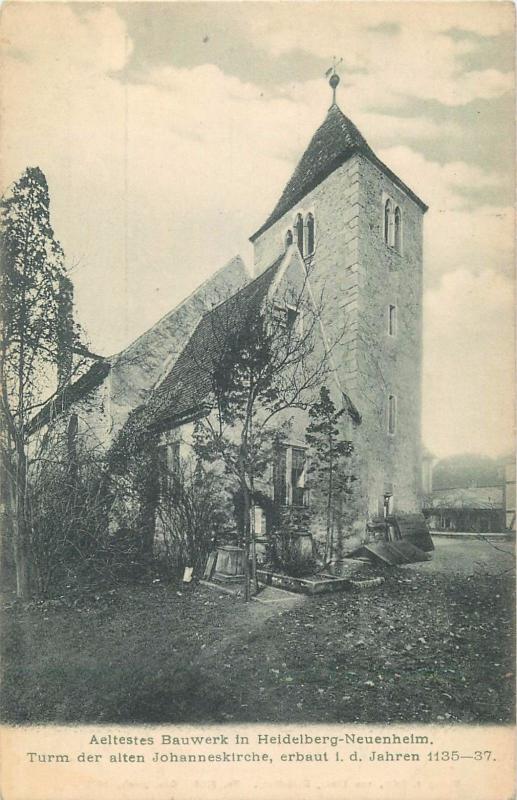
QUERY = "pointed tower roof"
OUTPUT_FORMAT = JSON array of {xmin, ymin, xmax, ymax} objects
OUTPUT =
[{"xmin": 250, "ymin": 103, "xmax": 427, "ymax": 242}]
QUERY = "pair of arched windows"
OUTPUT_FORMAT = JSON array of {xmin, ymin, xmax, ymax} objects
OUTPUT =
[
  {"xmin": 384, "ymin": 199, "xmax": 402, "ymax": 252},
  {"xmin": 285, "ymin": 212, "xmax": 315, "ymax": 257}
]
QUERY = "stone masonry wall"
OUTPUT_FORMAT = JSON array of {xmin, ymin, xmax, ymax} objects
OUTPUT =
[
  {"xmin": 355, "ymin": 156, "xmax": 423, "ymax": 517},
  {"xmin": 253, "ymin": 157, "xmax": 364, "ymax": 535},
  {"xmin": 108, "ymin": 256, "xmax": 248, "ymax": 442},
  {"xmin": 253, "ymin": 152, "xmax": 424, "ymax": 532},
  {"xmin": 253, "ymin": 156, "xmax": 362, "ymax": 418},
  {"xmin": 29, "ymin": 258, "xmax": 249, "ymax": 475}
]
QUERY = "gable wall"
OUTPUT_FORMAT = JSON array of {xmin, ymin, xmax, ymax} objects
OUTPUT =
[
  {"xmin": 107, "ymin": 256, "xmax": 248, "ymax": 438},
  {"xmin": 253, "ymin": 155, "xmax": 362, "ymax": 408},
  {"xmin": 31, "ymin": 257, "xmax": 249, "ymax": 456}
]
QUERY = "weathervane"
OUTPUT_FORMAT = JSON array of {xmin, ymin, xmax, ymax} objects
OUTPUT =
[{"xmin": 325, "ymin": 56, "xmax": 343, "ymax": 106}]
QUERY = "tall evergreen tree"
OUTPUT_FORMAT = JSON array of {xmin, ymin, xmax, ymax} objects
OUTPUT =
[{"xmin": 0, "ymin": 166, "xmax": 80, "ymax": 596}]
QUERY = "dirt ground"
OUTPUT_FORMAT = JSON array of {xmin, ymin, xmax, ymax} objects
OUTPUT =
[
  {"xmin": 1, "ymin": 534, "xmax": 514, "ymax": 726},
  {"xmin": 406, "ymin": 536, "xmax": 515, "ymax": 577}
]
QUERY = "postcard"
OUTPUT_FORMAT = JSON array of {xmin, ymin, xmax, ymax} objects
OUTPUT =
[{"xmin": 0, "ymin": 2, "xmax": 514, "ymax": 798}]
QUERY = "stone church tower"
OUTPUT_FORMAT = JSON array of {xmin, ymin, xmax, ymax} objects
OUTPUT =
[{"xmin": 250, "ymin": 76, "xmax": 427, "ymax": 525}]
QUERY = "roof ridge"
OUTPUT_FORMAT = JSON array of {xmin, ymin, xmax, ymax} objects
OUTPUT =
[
  {"xmin": 110, "ymin": 254, "xmax": 247, "ymax": 363},
  {"xmin": 202, "ymin": 251, "xmax": 285, "ymax": 317},
  {"xmin": 143, "ymin": 251, "xmax": 287, "ymax": 428}
]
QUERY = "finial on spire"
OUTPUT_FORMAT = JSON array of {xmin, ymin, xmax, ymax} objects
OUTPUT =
[{"xmin": 325, "ymin": 56, "xmax": 343, "ymax": 106}]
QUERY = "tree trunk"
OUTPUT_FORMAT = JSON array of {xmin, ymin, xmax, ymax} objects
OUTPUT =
[
  {"xmin": 238, "ymin": 448, "xmax": 251, "ymax": 602},
  {"xmin": 242, "ymin": 485, "xmax": 251, "ymax": 601},
  {"xmin": 326, "ymin": 447, "xmax": 333, "ymax": 564},
  {"xmin": 138, "ymin": 497, "xmax": 156, "ymax": 560},
  {"xmin": 0, "ymin": 451, "xmax": 16, "ymax": 579},
  {"xmin": 247, "ymin": 408, "xmax": 258, "ymax": 594},
  {"xmin": 14, "ymin": 526, "xmax": 30, "ymax": 598},
  {"xmin": 249, "ymin": 479, "xmax": 259, "ymax": 593},
  {"xmin": 13, "ymin": 442, "xmax": 31, "ymax": 598},
  {"xmin": 138, "ymin": 479, "xmax": 157, "ymax": 561}
]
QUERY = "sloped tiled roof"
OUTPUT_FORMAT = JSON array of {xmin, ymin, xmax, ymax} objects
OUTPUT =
[
  {"xmin": 108, "ymin": 255, "xmax": 247, "ymax": 409},
  {"xmin": 26, "ymin": 256, "xmax": 247, "ymax": 436},
  {"xmin": 25, "ymin": 359, "xmax": 111, "ymax": 435},
  {"xmin": 144, "ymin": 253, "xmax": 286, "ymax": 432},
  {"xmin": 250, "ymin": 104, "xmax": 427, "ymax": 242},
  {"xmin": 112, "ymin": 257, "xmax": 246, "ymax": 375}
]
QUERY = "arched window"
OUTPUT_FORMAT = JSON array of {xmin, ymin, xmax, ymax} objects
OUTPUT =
[
  {"xmin": 394, "ymin": 206, "xmax": 402, "ymax": 251},
  {"xmin": 285, "ymin": 229, "xmax": 293, "ymax": 247},
  {"xmin": 306, "ymin": 213, "xmax": 315, "ymax": 256},
  {"xmin": 295, "ymin": 213, "xmax": 304, "ymax": 255},
  {"xmin": 384, "ymin": 199, "xmax": 393, "ymax": 245}
]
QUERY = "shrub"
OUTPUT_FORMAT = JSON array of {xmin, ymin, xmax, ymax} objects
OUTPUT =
[
  {"xmin": 156, "ymin": 461, "xmax": 234, "ymax": 579},
  {"xmin": 269, "ymin": 531, "xmax": 318, "ymax": 577},
  {"xmin": 25, "ymin": 430, "xmax": 152, "ymax": 597}
]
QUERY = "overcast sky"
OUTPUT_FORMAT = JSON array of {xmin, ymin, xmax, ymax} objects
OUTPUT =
[{"xmin": 1, "ymin": 1, "xmax": 514, "ymax": 459}]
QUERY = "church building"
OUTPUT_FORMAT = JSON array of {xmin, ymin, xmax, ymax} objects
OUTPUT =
[
  {"xmin": 141, "ymin": 72, "xmax": 428, "ymax": 548},
  {"xmin": 28, "ymin": 73, "xmax": 428, "ymax": 555}
]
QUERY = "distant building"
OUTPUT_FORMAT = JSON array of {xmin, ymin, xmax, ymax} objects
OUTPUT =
[
  {"xmin": 502, "ymin": 458, "xmax": 516, "ymax": 531},
  {"xmin": 422, "ymin": 453, "xmax": 515, "ymax": 533},
  {"xmin": 423, "ymin": 486, "xmax": 505, "ymax": 533}
]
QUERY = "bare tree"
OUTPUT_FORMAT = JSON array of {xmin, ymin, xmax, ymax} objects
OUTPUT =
[
  {"xmin": 156, "ymin": 459, "xmax": 233, "ymax": 579},
  {"xmin": 23, "ymin": 427, "xmax": 109, "ymax": 596},
  {"xmin": 192, "ymin": 257, "xmax": 345, "ymax": 599}
]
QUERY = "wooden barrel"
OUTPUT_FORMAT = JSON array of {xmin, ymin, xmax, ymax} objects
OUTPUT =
[
  {"xmin": 213, "ymin": 545, "xmax": 245, "ymax": 581},
  {"xmin": 292, "ymin": 533, "xmax": 313, "ymax": 559}
]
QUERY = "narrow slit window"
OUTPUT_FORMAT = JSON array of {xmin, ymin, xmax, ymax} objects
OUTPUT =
[
  {"xmin": 285, "ymin": 229, "xmax": 293, "ymax": 247},
  {"xmin": 388, "ymin": 395, "xmax": 397, "ymax": 435},
  {"xmin": 394, "ymin": 206, "xmax": 402, "ymax": 251},
  {"xmin": 286, "ymin": 304, "xmax": 299, "ymax": 330},
  {"xmin": 384, "ymin": 199, "xmax": 392, "ymax": 245},
  {"xmin": 306, "ymin": 213, "xmax": 315, "ymax": 255},
  {"xmin": 295, "ymin": 213, "xmax": 304, "ymax": 255},
  {"xmin": 388, "ymin": 304, "xmax": 396, "ymax": 336}
]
